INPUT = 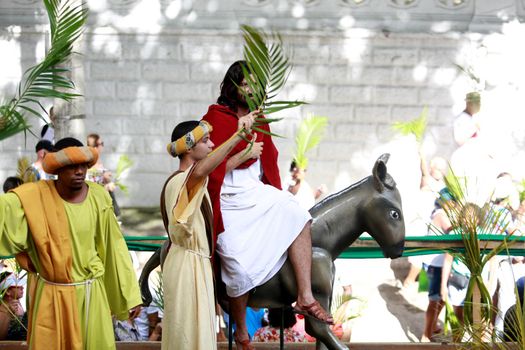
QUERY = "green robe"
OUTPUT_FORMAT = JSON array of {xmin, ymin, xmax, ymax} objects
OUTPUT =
[{"xmin": 0, "ymin": 181, "xmax": 142, "ymax": 350}]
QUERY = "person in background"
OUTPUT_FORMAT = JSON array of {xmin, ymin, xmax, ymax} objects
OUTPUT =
[
  {"xmin": 86, "ymin": 133, "xmax": 121, "ymax": 217},
  {"xmin": 26, "ymin": 140, "xmax": 55, "ymax": 181},
  {"xmin": 0, "ymin": 272, "xmax": 26, "ymax": 340},
  {"xmin": 3, "ymin": 177, "xmax": 23, "ymax": 194},
  {"xmin": 421, "ymin": 189, "xmax": 456, "ymax": 342},
  {"xmin": 403, "ymin": 155, "xmax": 448, "ymax": 289},
  {"xmin": 253, "ymin": 308, "xmax": 306, "ymax": 343},
  {"xmin": 453, "ymin": 92, "xmax": 481, "ymax": 147},
  {"xmin": 287, "ymin": 161, "xmax": 327, "ymax": 211}
]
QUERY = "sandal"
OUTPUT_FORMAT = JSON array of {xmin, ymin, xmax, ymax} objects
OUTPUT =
[
  {"xmin": 293, "ymin": 300, "xmax": 334, "ymax": 325},
  {"xmin": 234, "ymin": 332, "xmax": 255, "ymax": 350}
]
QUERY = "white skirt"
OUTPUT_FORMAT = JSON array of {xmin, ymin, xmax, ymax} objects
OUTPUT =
[{"xmin": 217, "ymin": 182, "xmax": 311, "ymax": 297}]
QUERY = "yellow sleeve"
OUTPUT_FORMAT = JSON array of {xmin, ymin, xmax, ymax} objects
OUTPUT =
[
  {"xmin": 166, "ymin": 166, "xmax": 207, "ymax": 236},
  {"xmin": 0, "ymin": 193, "xmax": 29, "ymax": 256},
  {"xmin": 95, "ymin": 196, "xmax": 142, "ymax": 320}
]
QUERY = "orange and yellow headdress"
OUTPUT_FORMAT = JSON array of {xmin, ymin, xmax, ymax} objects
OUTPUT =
[
  {"xmin": 42, "ymin": 146, "xmax": 99, "ymax": 174},
  {"xmin": 167, "ymin": 121, "xmax": 213, "ymax": 157}
]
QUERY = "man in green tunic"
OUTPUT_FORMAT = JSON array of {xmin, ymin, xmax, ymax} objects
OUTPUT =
[{"xmin": 0, "ymin": 137, "xmax": 142, "ymax": 350}]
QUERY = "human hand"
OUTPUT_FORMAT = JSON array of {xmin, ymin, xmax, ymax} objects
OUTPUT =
[
  {"xmin": 237, "ymin": 109, "xmax": 260, "ymax": 132},
  {"xmin": 102, "ymin": 171, "xmax": 113, "ymax": 183},
  {"xmin": 104, "ymin": 182, "xmax": 116, "ymax": 192},
  {"xmin": 246, "ymin": 138, "xmax": 263, "ymax": 159},
  {"xmin": 128, "ymin": 305, "xmax": 142, "ymax": 320},
  {"xmin": 9, "ymin": 300, "xmax": 24, "ymax": 317}
]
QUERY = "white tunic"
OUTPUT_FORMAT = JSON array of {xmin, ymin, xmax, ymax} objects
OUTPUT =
[{"xmin": 216, "ymin": 160, "xmax": 311, "ymax": 297}]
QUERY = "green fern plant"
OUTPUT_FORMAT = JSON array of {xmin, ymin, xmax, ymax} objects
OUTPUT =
[
  {"xmin": 152, "ymin": 270, "xmax": 164, "ymax": 311},
  {"xmin": 239, "ymin": 24, "xmax": 306, "ymax": 137},
  {"xmin": 0, "ymin": 0, "xmax": 87, "ymax": 141},
  {"xmin": 292, "ymin": 115, "xmax": 328, "ymax": 171},
  {"xmin": 392, "ymin": 106, "xmax": 428, "ymax": 144}
]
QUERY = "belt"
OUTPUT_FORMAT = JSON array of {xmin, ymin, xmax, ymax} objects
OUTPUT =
[{"xmin": 171, "ymin": 244, "xmax": 211, "ymax": 259}]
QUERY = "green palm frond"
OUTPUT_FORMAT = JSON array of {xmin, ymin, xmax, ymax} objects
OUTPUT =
[
  {"xmin": 240, "ymin": 24, "xmax": 306, "ymax": 135},
  {"xmin": 392, "ymin": 106, "xmax": 428, "ymax": 143},
  {"xmin": 0, "ymin": 0, "xmax": 87, "ymax": 141},
  {"xmin": 436, "ymin": 171, "xmax": 518, "ymax": 330},
  {"xmin": 152, "ymin": 270, "xmax": 164, "ymax": 311},
  {"xmin": 114, "ymin": 155, "xmax": 133, "ymax": 195},
  {"xmin": 293, "ymin": 115, "xmax": 328, "ymax": 170},
  {"xmin": 518, "ymin": 179, "xmax": 525, "ymax": 203}
]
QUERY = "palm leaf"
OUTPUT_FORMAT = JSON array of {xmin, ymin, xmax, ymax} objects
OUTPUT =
[
  {"xmin": 240, "ymin": 25, "xmax": 306, "ymax": 118},
  {"xmin": 16, "ymin": 157, "xmax": 38, "ymax": 183},
  {"xmin": 436, "ymin": 171, "xmax": 517, "ymax": 332},
  {"xmin": 454, "ymin": 63, "xmax": 481, "ymax": 85},
  {"xmin": 114, "ymin": 155, "xmax": 133, "ymax": 195},
  {"xmin": 0, "ymin": 0, "xmax": 87, "ymax": 141},
  {"xmin": 392, "ymin": 106, "xmax": 428, "ymax": 143},
  {"xmin": 518, "ymin": 179, "xmax": 525, "ymax": 203},
  {"xmin": 292, "ymin": 115, "xmax": 328, "ymax": 170}
]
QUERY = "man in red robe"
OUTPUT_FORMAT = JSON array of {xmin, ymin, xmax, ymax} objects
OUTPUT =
[{"xmin": 202, "ymin": 61, "xmax": 333, "ymax": 349}]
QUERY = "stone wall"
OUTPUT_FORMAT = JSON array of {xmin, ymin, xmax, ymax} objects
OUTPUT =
[{"xmin": 1, "ymin": 1, "xmax": 524, "ymax": 217}]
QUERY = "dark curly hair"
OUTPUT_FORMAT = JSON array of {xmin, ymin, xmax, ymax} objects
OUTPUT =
[{"xmin": 217, "ymin": 60, "xmax": 247, "ymax": 112}]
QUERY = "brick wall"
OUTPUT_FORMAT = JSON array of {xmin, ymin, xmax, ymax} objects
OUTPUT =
[{"xmin": 1, "ymin": 2, "xmax": 524, "ymax": 216}]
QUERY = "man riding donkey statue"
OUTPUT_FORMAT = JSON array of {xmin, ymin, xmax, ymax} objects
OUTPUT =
[{"xmin": 145, "ymin": 61, "xmax": 406, "ymax": 350}]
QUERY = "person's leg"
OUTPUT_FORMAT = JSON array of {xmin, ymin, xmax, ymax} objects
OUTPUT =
[
  {"xmin": 404, "ymin": 263, "xmax": 421, "ymax": 287},
  {"xmin": 229, "ymin": 293, "xmax": 253, "ymax": 349},
  {"xmin": 288, "ymin": 221, "xmax": 333, "ymax": 323},
  {"xmin": 422, "ymin": 300, "xmax": 444, "ymax": 341},
  {"xmin": 421, "ymin": 265, "xmax": 444, "ymax": 342}
]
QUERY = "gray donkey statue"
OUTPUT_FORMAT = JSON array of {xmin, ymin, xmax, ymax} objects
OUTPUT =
[{"xmin": 140, "ymin": 153, "xmax": 405, "ymax": 350}]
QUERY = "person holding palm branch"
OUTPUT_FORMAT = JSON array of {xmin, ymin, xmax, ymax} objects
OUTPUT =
[{"xmin": 202, "ymin": 61, "xmax": 333, "ymax": 349}]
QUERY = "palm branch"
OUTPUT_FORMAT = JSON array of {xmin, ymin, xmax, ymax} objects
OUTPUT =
[
  {"xmin": 152, "ymin": 270, "xmax": 164, "ymax": 311},
  {"xmin": 114, "ymin": 155, "xmax": 133, "ymax": 194},
  {"xmin": 392, "ymin": 106, "xmax": 428, "ymax": 144},
  {"xmin": 0, "ymin": 0, "xmax": 87, "ymax": 141},
  {"xmin": 239, "ymin": 24, "xmax": 306, "ymax": 137},
  {"xmin": 292, "ymin": 115, "xmax": 328, "ymax": 170},
  {"xmin": 454, "ymin": 63, "xmax": 481, "ymax": 85},
  {"xmin": 518, "ymin": 179, "xmax": 525, "ymax": 203},
  {"xmin": 430, "ymin": 170, "xmax": 519, "ymax": 332},
  {"xmin": 16, "ymin": 157, "xmax": 37, "ymax": 183}
]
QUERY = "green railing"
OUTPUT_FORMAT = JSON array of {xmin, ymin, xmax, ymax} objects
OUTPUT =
[{"xmin": 2, "ymin": 234, "xmax": 522, "ymax": 260}]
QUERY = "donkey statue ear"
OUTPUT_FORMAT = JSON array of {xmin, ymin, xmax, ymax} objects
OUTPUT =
[{"xmin": 372, "ymin": 153, "xmax": 395, "ymax": 193}]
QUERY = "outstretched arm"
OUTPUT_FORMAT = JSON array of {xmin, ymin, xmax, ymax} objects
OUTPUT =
[{"xmin": 187, "ymin": 110, "xmax": 258, "ymax": 189}]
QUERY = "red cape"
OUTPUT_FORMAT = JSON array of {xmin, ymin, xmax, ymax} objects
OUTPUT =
[{"xmin": 202, "ymin": 104, "xmax": 282, "ymax": 243}]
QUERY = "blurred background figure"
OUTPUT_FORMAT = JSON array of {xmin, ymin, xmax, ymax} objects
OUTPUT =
[
  {"xmin": 26, "ymin": 139, "xmax": 55, "ymax": 181},
  {"xmin": 0, "ymin": 271, "xmax": 27, "ymax": 341},
  {"xmin": 3, "ymin": 177, "xmax": 23, "ymax": 194},
  {"xmin": 287, "ymin": 161, "xmax": 327, "ymax": 211},
  {"xmin": 402, "ymin": 155, "xmax": 448, "ymax": 290},
  {"xmin": 252, "ymin": 308, "xmax": 306, "ymax": 343},
  {"xmin": 86, "ymin": 133, "xmax": 121, "ymax": 217},
  {"xmin": 453, "ymin": 92, "xmax": 481, "ymax": 147}
]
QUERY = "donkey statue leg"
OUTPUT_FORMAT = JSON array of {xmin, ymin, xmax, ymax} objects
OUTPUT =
[{"xmin": 306, "ymin": 249, "xmax": 349, "ymax": 350}]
